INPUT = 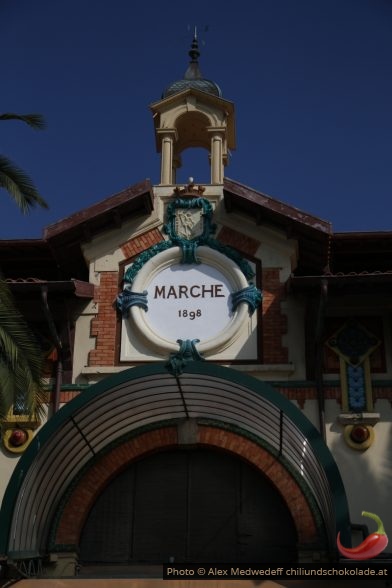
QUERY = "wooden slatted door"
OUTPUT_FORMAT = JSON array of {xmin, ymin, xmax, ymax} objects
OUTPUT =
[{"xmin": 80, "ymin": 448, "xmax": 297, "ymax": 564}]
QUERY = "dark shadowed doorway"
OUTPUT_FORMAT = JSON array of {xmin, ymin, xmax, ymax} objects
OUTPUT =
[{"xmin": 80, "ymin": 447, "xmax": 297, "ymax": 565}]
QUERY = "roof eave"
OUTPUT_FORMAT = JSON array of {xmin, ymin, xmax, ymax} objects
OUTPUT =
[
  {"xmin": 223, "ymin": 178, "xmax": 332, "ymax": 237},
  {"xmin": 150, "ymin": 87, "xmax": 235, "ymax": 112},
  {"xmin": 44, "ymin": 179, "xmax": 154, "ymax": 245},
  {"xmin": 6, "ymin": 279, "xmax": 94, "ymax": 298},
  {"xmin": 290, "ymin": 272, "xmax": 392, "ymax": 291}
]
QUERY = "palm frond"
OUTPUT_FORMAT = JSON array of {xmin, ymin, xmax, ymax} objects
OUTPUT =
[
  {"xmin": 0, "ymin": 281, "xmax": 46, "ymax": 420},
  {"xmin": 0, "ymin": 112, "xmax": 46, "ymax": 130},
  {"xmin": 0, "ymin": 155, "xmax": 48, "ymax": 213},
  {"xmin": 0, "ymin": 286, "xmax": 43, "ymax": 374},
  {"xmin": 0, "ymin": 362, "xmax": 16, "ymax": 420}
]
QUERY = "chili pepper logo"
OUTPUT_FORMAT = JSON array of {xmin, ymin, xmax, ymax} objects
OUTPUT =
[{"xmin": 337, "ymin": 511, "xmax": 388, "ymax": 560}]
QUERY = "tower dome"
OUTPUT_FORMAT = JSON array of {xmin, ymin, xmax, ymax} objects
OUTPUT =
[{"xmin": 162, "ymin": 32, "xmax": 222, "ymax": 99}]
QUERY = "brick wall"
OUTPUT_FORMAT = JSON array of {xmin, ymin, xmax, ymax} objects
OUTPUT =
[
  {"xmin": 276, "ymin": 385, "xmax": 342, "ymax": 408},
  {"xmin": 54, "ymin": 425, "xmax": 318, "ymax": 547},
  {"xmin": 88, "ymin": 228, "xmax": 163, "ymax": 367},
  {"xmin": 217, "ymin": 226, "xmax": 260, "ymax": 256},
  {"xmin": 55, "ymin": 427, "xmax": 177, "ymax": 546},
  {"xmin": 198, "ymin": 426, "xmax": 317, "ymax": 544},
  {"xmin": 120, "ymin": 228, "xmax": 162, "ymax": 258},
  {"xmin": 262, "ymin": 268, "xmax": 288, "ymax": 363},
  {"xmin": 218, "ymin": 226, "xmax": 288, "ymax": 364},
  {"xmin": 88, "ymin": 271, "xmax": 118, "ymax": 366},
  {"xmin": 57, "ymin": 385, "xmax": 348, "ymax": 408},
  {"xmin": 63, "ymin": 384, "xmax": 392, "ymax": 408},
  {"xmin": 59, "ymin": 390, "xmax": 80, "ymax": 403}
]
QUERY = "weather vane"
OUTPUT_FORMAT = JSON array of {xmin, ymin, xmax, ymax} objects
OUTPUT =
[{"xmin": 187, "ymin": 23, "xmax": 209, "ymax": 47}]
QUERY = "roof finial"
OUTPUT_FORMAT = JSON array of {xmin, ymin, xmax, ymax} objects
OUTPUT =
[
  {"xmin": 162, "ymin": 25, "xmax": 222, "ymax": 97},
  {"xmin": 188, "ymin": 26, "xmax": 200, "ymax": 63}
]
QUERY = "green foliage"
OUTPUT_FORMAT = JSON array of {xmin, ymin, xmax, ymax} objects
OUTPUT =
[
  {"xmin": 0, "ymin": 112, "xmax": 49, "ymax": 419},
  {"xmin": 0, "ymin": 112, "xmax": 49, "ymax": 213},
  {"xmin": 0, "ymin": 155, "xmax": 48, "ymax": 214},
  {"xmin": 0, "ymin": 281, "xmax": 46, "ymax": 420},
  {"xmin": 0, "ymin": 112, "xmax": 46, "ymax": 130}
]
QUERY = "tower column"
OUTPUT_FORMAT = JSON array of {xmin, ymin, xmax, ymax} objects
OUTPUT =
[
  {"xmin": 157, "ymin": 129, "xmax": 177, "ymax": 185},
  {"xmin": 208, "ymin": 128, "xmax": 225, "ymax": 184}
]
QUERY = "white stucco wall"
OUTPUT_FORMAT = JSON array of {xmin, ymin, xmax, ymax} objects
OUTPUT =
[{"xmin": 325, "ymin": 398, "xmax": 392, "ymax": 541}]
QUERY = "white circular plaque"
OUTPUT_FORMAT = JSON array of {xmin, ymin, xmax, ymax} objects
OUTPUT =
[
  {"xmin": 130, "ymin": 246, "xmax": 250, "ymax": 356},
  {"xmin": 146, "ymin": 263, "xmax": 232, "ymax": 341}
]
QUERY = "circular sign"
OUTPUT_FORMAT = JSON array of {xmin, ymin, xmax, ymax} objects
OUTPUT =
[
  {"xmin": 146, "ymin": 263, "xmax": 232, "ymax": 341},
  {"xmin": 130, "ymin": 246, "xmax": 250, "ymax": 356}
]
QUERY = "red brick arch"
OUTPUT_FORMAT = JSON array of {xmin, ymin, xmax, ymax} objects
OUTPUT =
[{"xmin": 54, "ymin": 424, "xmax": 318, "ymax": 548}]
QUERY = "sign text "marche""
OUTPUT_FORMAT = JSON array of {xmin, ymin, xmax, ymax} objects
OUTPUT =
[{"xmin": 153, "ymin": 284, "xmax": 226, "ymax": 299}]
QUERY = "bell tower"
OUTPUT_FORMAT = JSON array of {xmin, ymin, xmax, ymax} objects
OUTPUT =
[{"xmin": 150, "ymin": 32, "xmax": 236, "ymax": 185}]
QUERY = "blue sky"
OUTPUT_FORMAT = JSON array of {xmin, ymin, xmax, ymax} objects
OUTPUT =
[{"xmin": 1, "ymin": 0, "xmax": 392, "ymax": 238}]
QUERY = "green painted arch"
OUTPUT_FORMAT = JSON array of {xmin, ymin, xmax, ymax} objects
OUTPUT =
[
  {"xmin": 0, "ymin": 362, "xmax": 351, "ymax": 559},
  {"xmin": 49, "ymin": 419, "xmax": 322, "ymax": 553}
]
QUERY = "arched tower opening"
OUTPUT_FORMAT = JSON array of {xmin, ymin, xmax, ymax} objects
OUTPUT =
[
  {"xmin": 150, "ymin": 33, "xmax": 235, "ymax": 185},
  {"xmin": 173, "ymin": 111, "xmax": 211, "ymax": 183}
]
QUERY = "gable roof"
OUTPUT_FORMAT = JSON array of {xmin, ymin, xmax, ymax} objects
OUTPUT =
[
  {"xmin": 2, "ymin": 177, "xmax": 391, "ymax": 282},
  {"xmin": 223, "ymin": 178, "xmax": 332, "ymax": 275},
  {"xmin": 44, "ymin": 179, "xmax": 153, "ymax": 280},
  {"xmin": 44, "ymin": 179, "xmax": 153, "ymax": 243},
  {"xmin": 0, "ymin": 180, "xmax": 154, "ymax": 282}
]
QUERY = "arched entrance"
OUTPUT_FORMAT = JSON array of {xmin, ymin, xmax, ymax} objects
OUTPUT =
[
  {"xmin": 0, "ymin": 363, "xmax": 350, "ymax": 575},
  {"xmin": 79, "ymin": 447, "xmax": 297, "ymax": 564}
]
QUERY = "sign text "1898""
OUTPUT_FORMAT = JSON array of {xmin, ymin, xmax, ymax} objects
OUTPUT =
[{"xmin": 178, "ymin": 309, "xmax": 202, "ymax": 320}]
